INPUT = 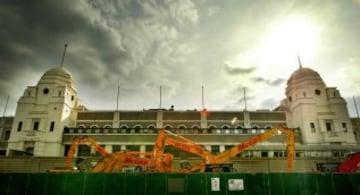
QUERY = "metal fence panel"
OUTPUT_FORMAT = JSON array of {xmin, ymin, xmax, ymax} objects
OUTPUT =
[
  {"xmin": 186, "ymin": 173, "xmax": 207, "ymax": 195},
  {"xmin": 281, "ymin": 173, "xmax": 301, "ymax": 195},
  {"xmin": 244, "ymin": 173, "xmax": 268, "ymax": 195},
  {"xmin": 125, "ymin": 173, "xmax": 147, "ymax": 195},
  {"xmin": 298, "ymin": 173, "xmax": 318, "ymax": 195},
  {"xmin": 332, "ymin": 174, "xmax": 353, "ymax": 195},
  {"xmin": 84, "ymin": 173, "xmax": 105, "ymax": 195},
  {"xmin": 0, "ymin": 172, "xmax": 359, "ymax": 195},
  {"xmin": 350, "ymin": 174, "xmax": 360, "ymax": 195},
  {"xmin": 0, "ymin": 174, "xmax": 11, "ymax": 194},
  {"xmin": 27, "ymin": 174, "xmax": 47, "ymax": 195},
  {"xmin": 7, "ymin": 173, "xmax": 28, "ymax": 195},
  {"xmin": 103, "ymin": 173, "xmax": 125, "ymax": 195},
  {"xmin": 268, "ymin": 173, "xmax": 284, "ymax": 195},
  {"xmin": 146, "ymin": 173, "xmax": 167, "ymax": 195},
  {"xmin": 316, "ymin": 173, "xmax": 335, "ymax": 195}
]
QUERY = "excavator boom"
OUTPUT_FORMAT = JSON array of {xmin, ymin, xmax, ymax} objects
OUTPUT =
[
  {"xmin": 153, "ymin": 126, "xmax": 295, "ymax": 172},
  {"xmin": 214, "ymin": 126, "xmax": 295, "ymax": 172},
  {"xmin": 65, "ymin": 136, "xmax": 110, "ymax": 167}
]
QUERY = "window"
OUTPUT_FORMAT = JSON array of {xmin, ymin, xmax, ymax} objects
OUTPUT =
[
  {"xmin": 225, "ymin": 145, "xmax": 233, "ymax": 150},
  {"xmin": 120, "ymin": 126, "xmax": 128, "ymax": 133},
  {"xmin": 134, "ymin": 126, "xmax": 141, "ymax": 133},
  {"xmin": 113, "ymin": 145, "xmax": 121, "ymax": 152},
  {"xmin": 310, "ymin": 122, "xmax": 316, "ymax": 133},
  {"xmin": 342, "ymin": 122, "xmax": 348, "ymax": 133},
  {"xmin": 209, "ymin": 126, "xmax": 216, "ymax": 134},
  {"xmin": 165, "ymin": 126, "xmax": 172, "ymax": 132},
  {"xmin": 17, "ymin": 121, "xmax": 23, "ymax": 131},
  {"xmin": 25, "ymin": 147, "xmax": 34, "ymax": 155},
  {"xmin": 192, "ymin": 126, "xmax": 200, "ymax": 134},
  {"xmin": 211, "ymin": 145, "xmax": 220, "ymax": 154},
  {"xmin": 149, "ymin": 126, "xmax": 157, "ymax": 133},
  {"xmin": 64, "ymin": 145, "xmax": 71, "ymax": 156},
  {"xmin": 145, "ymin": 145, "xmax": 153, "ymax": 152},
  {"xmin": 261, "ymin": 151, "xmax": 268, "ymax": 157},
  {"xmin": 274, "ymin": 151, "xmax": 285, "ymax": 157},
  {"xmin": 33, "ymin": 121, "xmax": 39, "ymax": 131},
  {"xmin": 43, "ymin": 88, "xmax": 49, "ymax": 94},
  {"xmin": 78, "ymin": 145, "xmax": 91, "ymax": 156},
  {"xmin": 126, "ymin": 145, "xmax": 140, "ymax": 151},
  {"xmin": 315, "ymin": 89, "xmax": 321, "ymax": 95},
  {"xmin": 325, "ymin": 122, "xmax": 332, "ymax": 132},
  {"xmin": 50, "ymin": 121, "xmax": 55, "ymax": 132},
  {"xmin": 4, "ymin": 131, "xmax": 10, "ymax": 140},
  {"xmin": 94, "ymin": 145, "xmax": 105, "ymax": 156}
]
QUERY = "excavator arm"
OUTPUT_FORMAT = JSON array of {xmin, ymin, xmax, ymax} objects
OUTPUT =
[
  {"xmin": 153, "ymin": 126, "xmax": 295, "ymax": 172},
  {"xmin": 65, "ymin": 136, "xmax": 110, "ymax": 168},
  {"xmin": 214, "ymin": 126, "xmax": 295, "ymax": 172}
]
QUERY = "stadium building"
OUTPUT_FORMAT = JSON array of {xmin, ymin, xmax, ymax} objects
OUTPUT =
[{"xmin": 0, "ymin": 64, "xmax": 359, "ymax": 172}]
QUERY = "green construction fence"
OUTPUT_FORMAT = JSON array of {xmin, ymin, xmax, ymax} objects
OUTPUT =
[{"xmin": 0, "ymin": 173, "xmax": 359, "ymax": 195}]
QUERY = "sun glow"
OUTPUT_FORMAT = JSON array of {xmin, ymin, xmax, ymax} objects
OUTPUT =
[{"xmin": 260, "ymin": 16, "xmax": 320, "ymax": 66}]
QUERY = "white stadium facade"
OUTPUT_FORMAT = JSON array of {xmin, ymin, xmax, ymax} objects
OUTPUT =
[{"xmin": 0, "ymin": 64, "xmax": 359, "ymax": 172}]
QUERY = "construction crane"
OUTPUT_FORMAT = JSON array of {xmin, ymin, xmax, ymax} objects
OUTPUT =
[{"xmin": 154, "ymin": 126, "xmax": 295, "ymax": 172}]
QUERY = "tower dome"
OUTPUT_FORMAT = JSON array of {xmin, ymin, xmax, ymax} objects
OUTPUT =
[
  {"xmin": 287, "ymin": 67, "xmax": 324, "ymax": 85},
  {"xmin": 37, "ymin": 67, "xmax": 77, "ymax": 91},
  {"xmin": 286, "ymin": 67, "xmax": 325, "ymax": 94}
]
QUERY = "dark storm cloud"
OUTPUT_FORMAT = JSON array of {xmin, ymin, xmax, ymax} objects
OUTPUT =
[
  {"xmin": 1, "ymin": 0, "xmax": 360, "ymax": 115},
  {"xmin": 0, "ymin": 0, "xmax": 130, "ymax": 81},
  {"xmin": 251, "ymin": 77, "xmax": 286, "ymax": 86},
  {"xmin": 224, "ymin": 63, "xmax": 256, "ymax": 75}
]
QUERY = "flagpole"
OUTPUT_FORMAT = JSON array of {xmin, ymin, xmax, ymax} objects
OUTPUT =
[{"xmin": 116, "ymin": 86, "xmax": 120, "ymax": 111}]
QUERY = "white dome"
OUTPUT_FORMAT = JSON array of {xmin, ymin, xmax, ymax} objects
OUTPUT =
[
  {"xmin": 286, "ymin": 67, "xmax": 325, "ymax": 91},
  {"xmin": 37, "ymin": 67, "xmax": 77, "ymax": 91}
]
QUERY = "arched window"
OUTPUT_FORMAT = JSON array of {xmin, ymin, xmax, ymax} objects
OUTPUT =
[
  {"xmin": 133, "ymin": 125, "xmax": 142, "ymax": 134},
  {"xmin": 147, "ymin": 125, "xmax": 156, "ymax": 133},
  {"xmin": 25, "ymin": 147, "xmax": 34, "ymax": 155},
  {"xmin": 222, "ymin": 125, "xmax": 230, "ymax": 134},
  {"xmin": 90, "ymin": 125, "xmax": 98, "ymax": 133},
  {"xmin": 103, "ymin": 124, "xmax": 112, "ymax": 133},
  {"xmin": 177, "ymin": 125, "xmax": 186, "ymax": 134},
  {"xmin": 235, "ymin": 126, "xmax": 243, "ymax": 134},
  {"xmin": 208, "ymin": 125, "xmax": 216, "ymax": 134},
  {"xmin": 252, "ymin": 126, "xmax": 259, "ymax": 134},
  {"xmin": 164, "ymin": 125, "xmax": 173, "ymax": 132},
  {"xmin": 191, "ymin": 125, "xmax": 200, "ymax": 134},
  {"xmin": 120, "ymin": 125, "xmax": 129, "ymax": 134}
]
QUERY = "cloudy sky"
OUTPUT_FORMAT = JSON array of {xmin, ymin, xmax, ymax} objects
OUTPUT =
[{"xmin": 1, "ymin": 0, "xmax": 360, "ymax": 116}]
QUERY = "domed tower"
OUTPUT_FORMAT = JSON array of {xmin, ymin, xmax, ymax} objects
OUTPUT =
[
  {"xmin": 282, "ymin": 66, "xmax": 357, "ymax": 144},
  {"xmin": 7, "ymin": 66, "xmax": 81, "ymax": 156}
]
